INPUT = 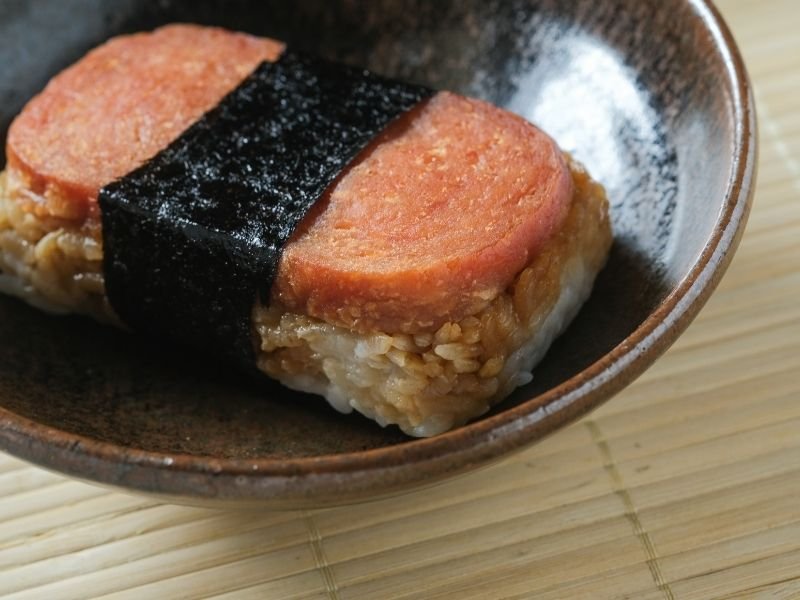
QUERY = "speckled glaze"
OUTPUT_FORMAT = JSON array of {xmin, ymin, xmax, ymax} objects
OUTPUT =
[{"xmin": 0, "ymin": 0, "xmax": 755, "ymax": 508}]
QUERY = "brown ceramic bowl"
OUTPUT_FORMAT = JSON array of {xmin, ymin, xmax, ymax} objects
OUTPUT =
[{"xmin": 0, "ymin": 0, "xmax": 755, "ymax": 508}]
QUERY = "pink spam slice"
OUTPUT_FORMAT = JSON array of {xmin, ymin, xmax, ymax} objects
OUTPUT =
[
  {"xmin": 275, "ymin": 92, "xmax": 573, "ymax": 332},
  {"xmin": 5, "ymin": 25, "xmax": 572, "ymax": 332},
  {"xmin": 6, "ymin": 24, "xmax": 283, "ymax": 217}
]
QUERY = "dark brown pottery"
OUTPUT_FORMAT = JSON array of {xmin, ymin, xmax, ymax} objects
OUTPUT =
[{"xmin": 0, "ymin": 0, "xmax": 756, "ymax": 508}]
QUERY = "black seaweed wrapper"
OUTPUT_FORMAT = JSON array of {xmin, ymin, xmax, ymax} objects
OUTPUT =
[{"xmin": 99, "ymin": 51, "xmax": 432, "ymax": 370}]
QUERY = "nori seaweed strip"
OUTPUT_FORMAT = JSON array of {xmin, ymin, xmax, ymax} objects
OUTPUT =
[{"xmin": 99, "ymin": 50, "xmax": 432, "ymax": 370}]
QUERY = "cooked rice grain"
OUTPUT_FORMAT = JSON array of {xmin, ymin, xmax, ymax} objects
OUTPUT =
[
  {"xmin": 0, "ymin": 172, "xmax": 113, "ymax": 319},
  {"xmin": 254, "ymin": 159, "xmax": 611, "ymax": 436},
  {"xmin": 0, "ymin": 157, "xmax": 611, "ymax": 436}
]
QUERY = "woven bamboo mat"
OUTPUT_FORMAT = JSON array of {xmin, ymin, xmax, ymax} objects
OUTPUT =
[{"xmin": 1, "ymin": 0, "xmax": 798, "ymax": 598}]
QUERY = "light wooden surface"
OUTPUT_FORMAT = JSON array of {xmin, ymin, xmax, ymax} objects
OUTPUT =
[{"xmin": 1, "ymin": 1, "xmax": 798, "ymax": 598}]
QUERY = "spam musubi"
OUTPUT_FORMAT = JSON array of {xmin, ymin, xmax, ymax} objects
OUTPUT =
[{"xmin": 0, "ymin": 25, "xmax": 612, "ymax": 436}]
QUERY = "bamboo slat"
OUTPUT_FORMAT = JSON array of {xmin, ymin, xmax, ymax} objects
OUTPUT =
[{"xmin": 1, "ymin": 0, "xmax": 798, "ymax": 597}]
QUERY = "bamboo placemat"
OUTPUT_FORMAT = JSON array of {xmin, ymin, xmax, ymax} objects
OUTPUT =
[{"xmin": 1, "ymin": 0, "xmax": 798, "ymax": 598}]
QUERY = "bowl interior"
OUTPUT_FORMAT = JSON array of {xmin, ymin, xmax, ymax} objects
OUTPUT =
[{"xmin": 0, "ymin": 1, "xmax": 737, "ymax": 460}]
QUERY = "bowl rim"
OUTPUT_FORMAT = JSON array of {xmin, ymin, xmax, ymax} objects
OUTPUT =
[{"xmin": 0, "ymin": 0, "xmax": 757, "ymax": 505}]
